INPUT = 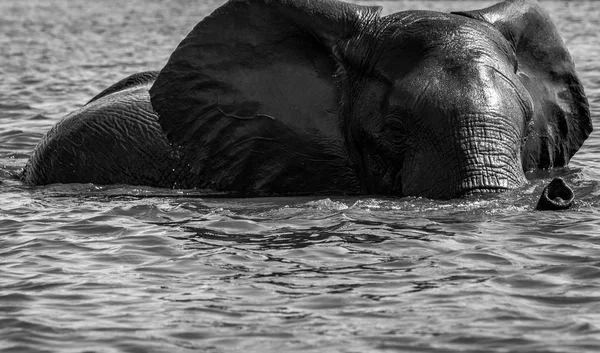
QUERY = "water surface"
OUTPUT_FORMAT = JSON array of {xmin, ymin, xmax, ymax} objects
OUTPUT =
[{"xmin": 1, "ymin": 1, "xmax": 600, "ymax": 352}]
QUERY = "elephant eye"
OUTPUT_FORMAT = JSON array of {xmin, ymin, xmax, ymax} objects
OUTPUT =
[{"xmin": 382, "ymin": 108, "xmax": 407, "ymax": 133}]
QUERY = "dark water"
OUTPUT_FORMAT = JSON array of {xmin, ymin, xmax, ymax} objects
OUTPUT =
[{"xmin": 1, "ymin": 1, "xmax": 600, "ymax": 352}]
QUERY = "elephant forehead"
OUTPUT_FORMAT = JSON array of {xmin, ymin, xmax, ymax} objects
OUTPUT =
[
  {"xmin": 389, "ymin": 58, "xmax": 531, "ymax": 127},
  {"xmin": 385, "ymin": 10, "xmax": 512, "ymax": 49},
  {"xmin": 375, "ymin": 13, "xmax": 532, "ymax": 130},
  {"xmin": 350, "ymin": 10, "xmax": 517, "ymax": 79}
]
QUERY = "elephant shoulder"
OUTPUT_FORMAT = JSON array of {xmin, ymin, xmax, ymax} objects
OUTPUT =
[{"xmin": 87, "ymin": 71, "xmax": 159, "ymax": 105}]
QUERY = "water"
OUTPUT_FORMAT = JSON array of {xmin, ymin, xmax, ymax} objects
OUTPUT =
[{"xmin": 1, "ymin": 1, "xmax": 600, "ymax": 352}]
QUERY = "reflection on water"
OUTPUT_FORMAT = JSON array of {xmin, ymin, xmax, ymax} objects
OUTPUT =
[{"xmin": 1, "ymin": 0, "xmax": 600, "ymax": 352}]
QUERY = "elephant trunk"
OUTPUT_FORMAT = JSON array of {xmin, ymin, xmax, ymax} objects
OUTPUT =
[
  {"xmin": 399, "ymin": 113, "xmax": 527, "ymax": 199},
  {"xmin": 535, "ymin": 177, "xmax": 574, "ymax": 210},
  {"xmin": 454, "ymin": 116, "xmax": 527, "ymax": 196}
]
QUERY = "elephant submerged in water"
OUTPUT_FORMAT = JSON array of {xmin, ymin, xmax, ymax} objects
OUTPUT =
[{"xmin": 21, "ymin": 0, "xmax": 592, "ymax": 206}]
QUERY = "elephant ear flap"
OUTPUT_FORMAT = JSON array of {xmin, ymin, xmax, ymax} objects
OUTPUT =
[
  {"xmin": 454, "ymin": 0, "xmax": 592, "ymax": 170},
  {"xmin": 150, "ymin": 0, "xmax": 381, "ymax": 149}
]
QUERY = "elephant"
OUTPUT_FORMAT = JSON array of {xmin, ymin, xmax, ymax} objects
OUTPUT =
[{"xmin": 20, "ymin": 0, "xmax": 592, "ymax": 203}]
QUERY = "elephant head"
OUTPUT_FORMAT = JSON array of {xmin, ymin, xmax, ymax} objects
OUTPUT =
[{"xmin": 149, "ymin": 0, "xmax": 591, "ymax": 198}]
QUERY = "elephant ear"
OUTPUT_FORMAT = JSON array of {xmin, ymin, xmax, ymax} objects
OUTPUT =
[
  {"xmin": 454, "ymin": 0, "xmax": 592, "ymax": 170},
  {"xmin": 149, "ymin": 0, "xmax": 380, "ymax": 193}
]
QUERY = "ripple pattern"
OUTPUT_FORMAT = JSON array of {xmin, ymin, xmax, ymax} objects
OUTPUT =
[{"xmin": 1, "ymin": 1, "xmax": 600, "ymax": 352}]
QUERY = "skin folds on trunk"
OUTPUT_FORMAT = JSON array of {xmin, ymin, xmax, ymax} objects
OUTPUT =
[{"xmin": 398, "ymin": 116, "xmax": 527, "ymax": 198}]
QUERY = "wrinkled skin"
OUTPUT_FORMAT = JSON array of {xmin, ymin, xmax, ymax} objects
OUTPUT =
[
  {"xmin": 21, "ymin": 72, "xmax": 195, "ymax": 188},
  {"xmin": 21, "ymin": 0, "xmax": 592, "ymax": 200}
]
